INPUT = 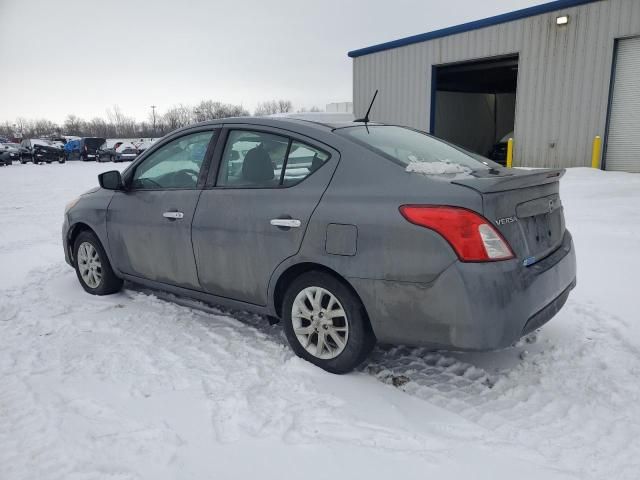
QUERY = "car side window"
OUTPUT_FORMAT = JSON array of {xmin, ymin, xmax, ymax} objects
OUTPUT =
[
  {"xmin": 217, "ymin": 130, "xmax": 289, "ymax": 187},
  {"xmin": 217, "ymin": 131, "xmax": 330, "ymax": 188},
  {"xmin": 282, "ymin": 141, "xmax": 330, "ymax": 186},
  {"xmin": 132, "ymin": 131, "xmax": 215, "ymax": 190}
]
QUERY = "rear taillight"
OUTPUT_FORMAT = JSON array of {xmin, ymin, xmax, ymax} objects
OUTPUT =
[{"xmin": 399, "ymin": 205, "xmax": 514, "ymax": 262}]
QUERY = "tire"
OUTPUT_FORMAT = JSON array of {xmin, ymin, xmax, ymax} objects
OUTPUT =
[
  {"xmin": 59, "ymin": 157, "xmax": 65, "ymax": 164},
  {"xmin": 282, "ymin": 271, "xmax": 375, "ymax": 374},
  {"xmin": 73, "ymin": 230, "xmax": 123, "ymax": 296}
]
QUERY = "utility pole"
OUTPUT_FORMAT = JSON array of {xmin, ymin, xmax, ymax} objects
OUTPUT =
[{"xmin": 150, "ymin": 105, "xmax": 157, "ymax": 137}]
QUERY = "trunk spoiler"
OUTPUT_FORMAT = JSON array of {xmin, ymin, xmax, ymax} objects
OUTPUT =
[{"xmin": 452, "ymin": 168, "xmax": 565, "ymax": 193}]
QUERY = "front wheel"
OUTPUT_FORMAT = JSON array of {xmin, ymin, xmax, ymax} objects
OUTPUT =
[
  {"xmin": 282, "ymin": 271, "xmax": 375, "ymax": 374},
  {"xmin": 73, "ymin": 230, "xmax": 123, "ymax": 295}
]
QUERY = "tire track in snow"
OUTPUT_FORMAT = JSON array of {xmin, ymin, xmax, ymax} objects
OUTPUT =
[
  {"xmin": 363, "ymin": 300, "xmax": 640, "ymax": 479},
  {"xmin": 0, "ymin": 264, "xmax": 473, "ymax": 479}
]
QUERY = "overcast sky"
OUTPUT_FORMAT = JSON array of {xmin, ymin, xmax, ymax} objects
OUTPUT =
[{"xmin": 0, "ymin": 0, "xmax": 545, "ymax": 123}]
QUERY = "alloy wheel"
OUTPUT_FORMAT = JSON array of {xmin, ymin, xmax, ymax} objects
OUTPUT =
[
  {"xmin": 77, "ymin": 241, "xmax": 102, "ymax": 288},
  {"xmin": 291, "ymin": 286, "xmax": 349, "ymax": 359}
]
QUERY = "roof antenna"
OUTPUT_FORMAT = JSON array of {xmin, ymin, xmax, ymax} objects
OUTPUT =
[{"xmin": 354, "ymin": 89, "xmax": 378, "ymax": 124}]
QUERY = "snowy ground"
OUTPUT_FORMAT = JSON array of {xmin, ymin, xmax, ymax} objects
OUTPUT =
[{"xmin": 1, "ymin": 162, "xmax": 639, "ymax": 480}]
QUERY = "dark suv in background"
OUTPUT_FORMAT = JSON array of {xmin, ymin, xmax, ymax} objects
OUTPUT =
[
  {"xmin": 66, "ymin": 137, "xmax": 106, "ymax": 161},
  {"xmin": 19, "ymin": 139, "xmax": 65, "ymax": 164}
]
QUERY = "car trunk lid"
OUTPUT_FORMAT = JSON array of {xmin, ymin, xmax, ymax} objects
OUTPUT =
[{"xmin": 453, "ymin": 169, "xmax": 566, "ymax": 264}]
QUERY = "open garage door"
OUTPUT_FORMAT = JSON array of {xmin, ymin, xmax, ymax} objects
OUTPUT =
[
  {"xmin": 432, "ymin": 55, "xmax": 518, "ymax": 165},
  {"xmin": 605, "ymin": 36, "xmax": 640, "ymax": 173}
]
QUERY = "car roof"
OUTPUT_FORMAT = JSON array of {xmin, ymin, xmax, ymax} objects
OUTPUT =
[{"xmin": 191, "ymin": 116, "xmax": 383, "ymax": 132}]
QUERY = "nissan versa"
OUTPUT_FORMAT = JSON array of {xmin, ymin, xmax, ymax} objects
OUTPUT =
[{"xmin": 62, "ymin": 117, "xmax": 576, "ymax": 373}]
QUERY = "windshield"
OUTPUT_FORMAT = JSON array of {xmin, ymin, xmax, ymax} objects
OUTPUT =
[
  {"xmin": 337, "ymin": 125, "xmax": 493, "ymax": 172},
  {"xmin": 84, "ymin": 138, "xmax": 106, "ymax": 149},
  {"xmin": 32, "ymin": 139, "xmax": 53, "ymax": 147}
]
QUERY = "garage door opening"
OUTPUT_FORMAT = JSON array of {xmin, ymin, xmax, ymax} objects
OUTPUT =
[{"xmin": 431, "ymin": 55, "xmax": 519, "ymax": 164}]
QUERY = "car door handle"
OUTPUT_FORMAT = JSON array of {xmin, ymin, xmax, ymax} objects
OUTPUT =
[
  {"xmin": 270, "ymin": 218, "xmax": 301, "ymax": 228},
  {"xmin": 163, "ymin": 211, "xmax": 184, "ymax": 220}
]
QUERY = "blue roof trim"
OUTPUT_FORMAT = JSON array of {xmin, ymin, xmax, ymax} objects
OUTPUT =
[{"xmin": 348, "ymin": 0, "xmax": 601, "ymax": 58}]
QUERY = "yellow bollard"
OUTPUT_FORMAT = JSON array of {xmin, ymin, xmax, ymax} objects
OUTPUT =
[
  {"xmin": 591, "ymin": 135, "xmax": 602, "ymax": 169},
  {"xmin": 506, "ymin": 138, "xmax": 514, "ymax": 168}
]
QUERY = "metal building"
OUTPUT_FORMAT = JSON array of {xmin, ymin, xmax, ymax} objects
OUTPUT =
[{"xmin": 349, "ymin": 0, "xmax": 640, "ymax": 171}]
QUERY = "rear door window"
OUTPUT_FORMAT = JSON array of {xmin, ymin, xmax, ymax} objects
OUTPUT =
[
  {"xmin": 217, "ymin": 130, "xmax": 288, "ymax": 187},
  {"xmin": 281, "ymin": 141, "xmax": 329, "ymax": 186},
  {"xmin": 217, "ymin": 130, "xmax": 330, "ymax": 188}
]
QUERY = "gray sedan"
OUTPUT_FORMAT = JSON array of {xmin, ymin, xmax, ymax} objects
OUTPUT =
[{"xmin": 62, "ymin": 117, "xmax": 576, "ymax": 373}]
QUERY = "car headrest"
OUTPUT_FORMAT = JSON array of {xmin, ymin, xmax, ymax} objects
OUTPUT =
[{"xmin": 242, "ymin": 145, "xmax": 274, "ymax": 184}]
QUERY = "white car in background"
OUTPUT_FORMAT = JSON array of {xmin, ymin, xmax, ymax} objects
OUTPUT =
[{"xmin": 114, "ymin": 143, "xmax": 139, "ymax": 162}]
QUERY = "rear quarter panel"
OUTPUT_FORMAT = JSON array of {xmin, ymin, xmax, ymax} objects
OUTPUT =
[{"xmin": 289, "ymin": 140, "xmax": 484, "ymax": 283}]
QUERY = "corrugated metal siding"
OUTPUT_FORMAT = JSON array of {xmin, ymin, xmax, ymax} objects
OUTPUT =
[
  {"xmin": 353, "ymin": 0, "xmax": 640, "ymax": 168},
  {"xmin": 605, "ymin": 36, "xmax": 640, "ymax": 172}
]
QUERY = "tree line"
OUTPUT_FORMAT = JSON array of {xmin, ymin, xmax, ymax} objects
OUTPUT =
[{"xmin": 0, "ymin": 99, "xmax": 321, "ymax": 140}]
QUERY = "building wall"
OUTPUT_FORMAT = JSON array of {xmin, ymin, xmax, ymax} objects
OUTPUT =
[{"xmin": 352, "ymin": 0, "xmax": 640, "ymax": 168}]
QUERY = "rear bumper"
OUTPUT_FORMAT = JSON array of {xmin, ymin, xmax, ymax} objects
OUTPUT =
[{"xmin": 349, "ymin": 230, "xmax": 576, "ymax": 350}]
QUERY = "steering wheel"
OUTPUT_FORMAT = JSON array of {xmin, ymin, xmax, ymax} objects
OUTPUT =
[
  {"xmin": 171, "ymin": 169, "xmax": 200, "ymax": 186},
  {"xmin": 138, "ymin": 177, "xmax": 162, "ymax": 188}
]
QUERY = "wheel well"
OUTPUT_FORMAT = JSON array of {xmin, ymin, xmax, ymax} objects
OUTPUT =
[
  {"xmin": 67, "ymin": 223, "xmax": 94, "ymax": 264},
  {"xmin": 272, "ymin": 263, "xmax": 369, "ymax": 323}
]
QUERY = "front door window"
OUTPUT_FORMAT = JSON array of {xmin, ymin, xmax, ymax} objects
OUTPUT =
[{"xmin": 132, "ymin": 131, "xmax": 214, "ymax": 190}]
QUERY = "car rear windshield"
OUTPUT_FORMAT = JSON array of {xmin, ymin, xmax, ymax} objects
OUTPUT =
[
  {"xmin": 336, "ymin": 125, "xmax": 492, "ymax": 172},
  {"xmin": 84, "ymin": 138, "xmax": 106, "ymax": 149}
]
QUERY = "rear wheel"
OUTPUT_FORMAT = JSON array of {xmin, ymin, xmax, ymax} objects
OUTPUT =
[
  {"xmin": 282, "ymin": 271, "xmax": 375, "ymax": 374},
  {"xmin": 73, "ymin": 230, "xmax": 123, "ymax": 295}
]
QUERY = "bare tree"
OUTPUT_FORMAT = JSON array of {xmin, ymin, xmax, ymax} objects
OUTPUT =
[
  {"xmin": 254, "ymin": 99, "xmax": 294, "ymax": 116},
  {"xmin": 194, "ymin": 100, "xmax": 250, "ymax": 121},
  {"xmin": 296, "ymin": 105, "xmax": 323, "ymax": 113},
  {"xmin": 63, "ymin": 115, "xmax": 84, "ymax": 136},
  {"xmin": 163, "ymin": 105, "xmax": 192, "ymax": 131},
  {"xmin": 1, "ymin": 97, "xmax": 253, "ymax": 140},
  {"xmin": 277, "ymin": 99, "xmax": 293, "ymax": 113}
]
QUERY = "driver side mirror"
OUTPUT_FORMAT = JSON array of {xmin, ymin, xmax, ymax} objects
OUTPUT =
[{"xmin": 98, "ymin": 170, "xmax": 124, "ymax": 190}]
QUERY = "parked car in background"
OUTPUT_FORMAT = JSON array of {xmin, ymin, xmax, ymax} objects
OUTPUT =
[
  {"xmin": 62, "ymin": 118, "xmax": 576, "ymax": 374},
  {"xmin": 97, "ymin": 141, "xmax": 123, "ymax": 162},
  {"xmin": 79, "ymin": 137, "xmax": 106, "ymax": 161},
  {"xmin": 0, "ymin": 143, "xmax": 20, "ymax": 166},
  {"xmin": 20, "ymin": 139, "xmax": 65, "ymax": 164},
  {"xmin": 49, "ymin": 136, "xmax": 68, "ymax": 145},
  {"xmin": 114, "ymin": 143, "xmax": 138, "ymax": 162},
  {"xmin": 488, "ymin": 131, "xmax": 513, "ymax": 166},
  {"xmin": 64, "ymin": 140, "xmax": 81, "ymax": 160},
  {"xmin": 0, "ymin": 143, "xmax": 21, "ymax": 165},
  {"xmin": 65, "ymin": 137, "xmax": 106, "ymax": 161},
  {"xmin": 134, "ymin": 139, "xmax": 156, "ymax": 154}
]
